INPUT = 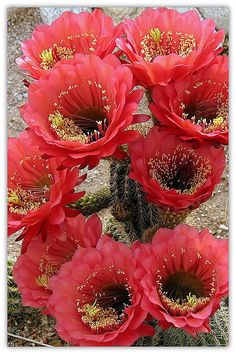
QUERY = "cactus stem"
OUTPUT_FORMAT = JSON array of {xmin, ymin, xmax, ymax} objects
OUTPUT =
[
  {"xmin": 157, "ymin": 207, "xmax": 191, "ymax": 229},
  {"xmin": 70, "ymin": 186, "xmax": 112, "ymax": 215}
]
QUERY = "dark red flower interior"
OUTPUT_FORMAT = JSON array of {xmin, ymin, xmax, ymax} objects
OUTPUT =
[
  {"xmin": 8, "ymin": 155, "xmax": 54, "ymax": 216},
  {"xmin": 156, "ymin": 252, "xmax": 216, "ymax": 317},
  {"xmin": 49, "ymin": 81, "xmax": 111, "ymax": 143},
  {"xmin": 148, "ymin": 146, "xmax": 212, "ymax": 194},
  {"xmin": 76, "ymin": 266, "xmax": 132, "ymax": 333},
  {"xmin": 163, "ymin": 271, "xmax": 205, "ymax": 300},
  {"xmin": 178, "ymin": 80, "xmax": 228, "ymax": 133}
]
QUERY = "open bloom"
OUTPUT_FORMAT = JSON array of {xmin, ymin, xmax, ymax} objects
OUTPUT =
[
  {"xmin": 48, "ymin": 236, "xmax": 154, "ymax": 346},
  {"xmin": 16, "ymin": 9, "xmax": 123, "ymax": 80},
  {"xmin": 117, "ymin": 8, "xmax": 224, "ymax": 87},
  {"xmin": 133, "ymin": 224, "xmax": 228, "ymax": 335},
  {"xmin": 13, "ymin": 214, "xmax": 102, "ymax": 310},
  {"xmin": 21, "ymin": 54, "xmax": 146, "ymax": 169},
  {"xmin": 128, "ymin": 127, "xmax": 225, "ymax": 212},
  {"xmin": 8, "ymin": 133, "xmax": 85, "ymax": 250},
  {"xmin": 150, "ymin": 56, "xmax": 228, "ymax": 144}
]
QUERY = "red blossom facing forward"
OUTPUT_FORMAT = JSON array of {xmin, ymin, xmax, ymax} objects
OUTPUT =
[
  {"xmin": 21, "ymin": 54, "xmax": 146, "ymax": 169},
  {"xmin": 116, "ymin": 8, "xmax": 224, "ymax": 87},
  {"xmin": 150, "ymin": 56, "xmax": 228, "ymax": 144},
  {"xmin": 133, "ymin": 224, "xmax": 228, "ymax": 335},
  {"xmin": 48, "ymin": 236, "xmax": 154, "ymax": 346},
  {"xmin": 13, "ymin": 214, "xmax": 102, "ymax": 310},
  {"xmin": 128, "ymin": 127, "xmax": 225, "ymax": 212},
  {"xmin": 16, "ymin": 9, "xmax": 123, "ymax": 80},
  {"xmin": 8, "ymin": 133, "xmax": 85, "ymax": 250}
]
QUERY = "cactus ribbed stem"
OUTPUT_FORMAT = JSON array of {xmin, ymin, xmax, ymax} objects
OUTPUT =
[
  {"xmin": 110, "ymin": 159, "xmax": 159, "ymax": 241},
  {"xmin": 142, "ymin": 224, "xmax": 159, "ymax": 243},
  {"xmin": 8, "ymin": 259, "xmax": 21, "ymax": 313},
  {"xmin": 158, "ymin": 304, "xmax": 229, "ymax": 346},
  {"xmin": 157, "ymin": 207, "xmax": 190, "ymax": 229},
  {"xmin": 71, "ymin": 187, "xmax": 112, "ymax": 215},
  {"xmin": 105, "ymin": 217, "xmax": 135, "ymax": 245}
]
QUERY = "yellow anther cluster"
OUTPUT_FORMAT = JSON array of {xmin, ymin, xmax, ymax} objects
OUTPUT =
[
  {"xmin": 49, "ymin": 110, "xmax": 64, "ymax": 128},
  {"xmin": 150, "ymin": 28, "xmax": 161, "ymax": 43},
  {"xmin": 39, "ymin": 45, "xmax": 74, "ymax": 70},
  {"xmin": 36, "ymin": 273, "xmax": 51, "ymax": 289},
  {"xmin": 8, "ymin": 190, "xmax": 21, "ymax": 205},
  {"xmin": 78, "ymin": 302, "xmax": 121, "ymax": 332},
  {"xmin": 141, "ymin": 30, "xmax": 197, "ymax": 62},
  {"xmin": 213, "ymin": 116, "xmax": 224, "ymax": 127},
  {"xmin": 40, "ymin": 48, "xmax": 56, "ymax": 70},
  {"xmin": 36, "ymin": 262, "xmax": 58, "ymax": 289},
  {"xmin": 49, "ymin": 111, "xmax": 88, "ymax": 143},
  {"xmin": 8, "ymin": 187, "xmax": 42, "ymax": 215},
  {"xmin": 160, "ymin": 292, "xmax": 211, "ymax": 316}
]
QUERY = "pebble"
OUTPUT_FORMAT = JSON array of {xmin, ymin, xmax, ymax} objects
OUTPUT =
[
  {"xmin": 16, "ymin": 93, "xmax": 23, "ymax": 102},
  {"xmin": 219, "ymin": 224, "xmax": 228, "ymax": 231},
  {"xmin": 197, "ymin": 7, "xmax": 229, "ymax": 33}
]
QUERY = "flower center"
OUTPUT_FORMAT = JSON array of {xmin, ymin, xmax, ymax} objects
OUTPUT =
[
  {"xmin": 148, "ymin": 146, "xmax": 212, "ymax": 194},
  {"xmin": 49, "ymin": 81, "xmax": 111, "ymax": 143},
  {"xmin": 36, "ymin": 260, "xmax": 58, "ymax": 290},
  {"xmin": 8, "ymin": 155, "xmax": 53, "ymax": 215},
  {"xmin": 39, "ymin": 33, "xmax": 97, "ymax": 70},
  {"xmin": 140, "ymin": 28, "xmax": 197, "ymax": 62},
  {"xmin": 180, "ymin": 81, "xmax": 228, "ymax": 133},
  {"xmin": 77, "ymin": 266, "xmax": 132, "ymax": 333},
  {"xmin": 40, "ymin": 45, "xmax": 74, "ymax": 70},
  {"xmin": 157, "ymin": 267, "xmax": 216, "ymax": 316},
  {"xmin": 78, "ymin": 302, "xmax": 123, "ymax": 333}
]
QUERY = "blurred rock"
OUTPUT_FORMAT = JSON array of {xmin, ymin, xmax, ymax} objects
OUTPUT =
[
  {"xmin": 219, "ymin": 224, "xmax": 229, "ymax": 231},
  {"xmin": 40, "ymin": 7, "xmax": 92, "ymax": 24},
  {"xmin": 197, "ymin": 7, "xmax": 229, "ymax": 33}
]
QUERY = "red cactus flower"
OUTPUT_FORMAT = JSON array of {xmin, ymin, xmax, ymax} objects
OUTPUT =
[
  {"xmin": 12, "ymin": 214, "xmax": 102, "ymax": 310},
  {"xmin": 16, "ymin": 9, "xmax": 123, "ymax": 80},
  {"xmin": 128, "ymin": 127, "xmax": 225, "ymax": 212},
  {"xmin": 133, "ymin": 224, "xmax": 228, "ymax": 335},
  {"xmin": 150, "ymin": 56, "xmax": 228, "ymax": 145},
  {"xmin": 8, "ymin": 133, "xmax": 85, "ymax": 250},
  {"xmin": 48, "ymin": 236, "xmax": 154, "ymax": 346},
  {"xmin": 116, "ymin": 8, "xmax": 224, "ymax": 87},
  {"xmin": 21, "ymin": 54, "xmax": 146, "ymax": 169}
]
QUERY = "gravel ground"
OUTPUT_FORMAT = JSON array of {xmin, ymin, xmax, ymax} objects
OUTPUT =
[
  {"xmin": 7, "ymin": 7, "xmax": 229, "ymax": 347},
  {"xmin": 7, "ymin": 8, "xmax": 42, "ymax": 137}
]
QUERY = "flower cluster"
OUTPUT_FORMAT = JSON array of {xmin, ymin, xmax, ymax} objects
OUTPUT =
[
  {"xmin": 9, "ymin": 7, "xmax": 228, "ymax": 347},
  {"xmin": 13, "ymin": 221, "xmax": 228, "ymax": 345}
]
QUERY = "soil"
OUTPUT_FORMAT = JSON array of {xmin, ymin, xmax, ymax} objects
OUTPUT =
[{"xmin": 7, "ymin": 7, "xmax": 229, "ymax": 347}]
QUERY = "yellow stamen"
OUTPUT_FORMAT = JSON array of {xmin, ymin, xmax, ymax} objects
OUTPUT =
[
  {"xmin": 77, "ymin": 302, "xmax": 121, "ymax": 332},
  {"xmin": 150, "ymin": 28, "xmax": 161, "ymax": 43},
  {"xmin": 39, "ymin": 48, "xmax": 55, "ymax": 69},
  {"xmin": 83, "ymin": 302, "xmax": 102, "ymax": 317},
  {"xmin": 48, "ymin": 110, "xmax": 88, "ymax": 143},
  {"xmin": 8, "ymin": 191, "xmax": 21, "ymax": 205},
  {"xmin": 49, "ymin": 110, "xmax": 64, "ymax": 127},
  {"xmin": 36, "ymin": 273, "xmax": 51, "ymax": 289},
  {"xmin": 36, "ymin": 262, "xmax": 58, "ymax": 289},
  {"xmin": 213, "ymin": 116, "xmax": 224, "ymax": 127},
  {"xmin": 186, "ymin": 293, "xmax": 199, "ymax": 307}
]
